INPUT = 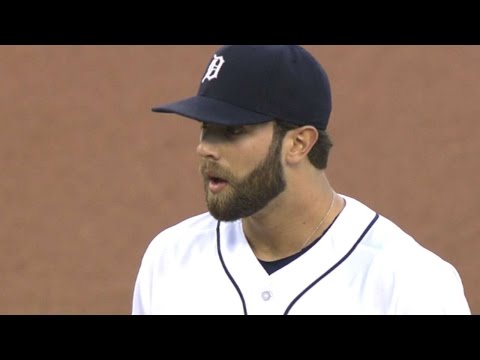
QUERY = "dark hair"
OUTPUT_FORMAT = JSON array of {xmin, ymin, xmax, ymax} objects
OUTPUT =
[{"xmin": 274, "ymin": 119, "xmax": 333, "ymax": 170}]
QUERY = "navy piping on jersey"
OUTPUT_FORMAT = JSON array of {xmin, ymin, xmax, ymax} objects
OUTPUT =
[
  {"xmin": 283, "ymin": 212, "xmax": 379, "ymax": 314},
  {"xmin": 216, "ymin": 221, "xmax": 248, "ymax": 315},
  {"xmin": 217, "ymin": 213, "xmax": 379, "ymax": 315}
]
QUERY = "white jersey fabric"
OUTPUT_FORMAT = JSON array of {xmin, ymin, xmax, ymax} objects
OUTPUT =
[{"xmin": 132, "ymin": 195, "xmax": 470, "ymax": 315}]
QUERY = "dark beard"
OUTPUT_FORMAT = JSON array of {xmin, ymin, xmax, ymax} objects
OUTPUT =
[{"xmin": 201, "ymin": 133, "xmax": 286, "ymax": 222}]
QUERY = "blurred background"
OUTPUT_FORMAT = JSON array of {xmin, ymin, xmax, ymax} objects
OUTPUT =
[{"xmin": 0, "ymin": 45, "xmax": 478, "ymax": 314}]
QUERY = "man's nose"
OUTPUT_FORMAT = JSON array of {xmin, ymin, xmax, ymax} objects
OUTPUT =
[{"xmin": 196, "ymin": 138, "xmax": 220, "ymax": 160}]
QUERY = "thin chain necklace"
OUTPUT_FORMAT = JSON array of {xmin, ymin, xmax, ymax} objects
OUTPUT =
[{"xmin": 300, "ymin": 192, "xmax": 336, "ymax": 250}]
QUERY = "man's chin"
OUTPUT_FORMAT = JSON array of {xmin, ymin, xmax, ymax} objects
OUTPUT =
[{"xmin": 206, "ymin": 201, "xmax": 241, "ymax": 222}]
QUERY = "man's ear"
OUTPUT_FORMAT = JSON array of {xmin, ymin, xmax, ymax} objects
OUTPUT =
[{"xmin": 284, "ymin": 126, "xmax": 318, "ymax": 165}]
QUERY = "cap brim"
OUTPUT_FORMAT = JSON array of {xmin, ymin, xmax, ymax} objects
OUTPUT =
[{"xmin": 152, "ymin": 96, "xmax": 272, "ymax": 126}]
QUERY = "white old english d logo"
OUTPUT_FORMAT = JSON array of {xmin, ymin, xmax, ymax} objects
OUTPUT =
[{"xmin": 201, "ymin": 54, "xmax": 225, "ymax": 83}]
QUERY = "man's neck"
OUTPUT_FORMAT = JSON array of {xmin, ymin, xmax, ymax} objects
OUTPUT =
[{"xmin": 242, "ymin": 182, "xmax": 341, "ymax": 261}]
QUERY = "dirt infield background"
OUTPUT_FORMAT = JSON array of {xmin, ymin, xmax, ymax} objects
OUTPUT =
[{"xmin": 1, "ymin": 45, "xmax": 478, "ymax": 314}]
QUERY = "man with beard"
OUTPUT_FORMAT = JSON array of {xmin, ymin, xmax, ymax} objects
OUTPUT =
[{"xmin": 131, "ymin": 45, "xmax": 470, "ymax": 314}]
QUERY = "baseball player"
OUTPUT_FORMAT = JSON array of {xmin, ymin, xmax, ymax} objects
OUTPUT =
[{"xmin": 132, "ymin": 45, "xmax": 471, "ymax": 314}]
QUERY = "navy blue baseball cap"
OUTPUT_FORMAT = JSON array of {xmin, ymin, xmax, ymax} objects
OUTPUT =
[{"xmin": 152, "ymin": 45, "xmax": 332, "ymax": 130}]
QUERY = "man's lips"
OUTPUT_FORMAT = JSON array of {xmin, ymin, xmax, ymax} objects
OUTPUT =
[
  {"xmin": 204, "ymin": 171, "xmax": 229, "ymax": 193},
  {"xmin": 207, "ymin": 175, "xmax": 229, "ymax": 193}
]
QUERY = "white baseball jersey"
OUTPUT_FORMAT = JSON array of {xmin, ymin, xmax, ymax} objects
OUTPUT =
[{"xmin": 132, "ymin": 195, "xmax": 471, "ymax": 315}]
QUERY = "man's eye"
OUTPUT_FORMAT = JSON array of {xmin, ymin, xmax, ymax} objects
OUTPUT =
[{"xmin": 225, "ymin": 126, "xmax": 244, "ymax": 136}]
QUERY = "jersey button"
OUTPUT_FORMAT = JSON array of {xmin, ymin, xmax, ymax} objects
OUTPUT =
[{"xmin": 261, "ymin": 291, "xmax": 272, "ymax": 301}]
